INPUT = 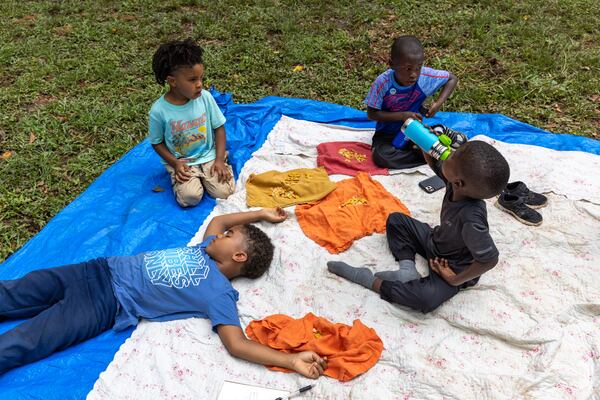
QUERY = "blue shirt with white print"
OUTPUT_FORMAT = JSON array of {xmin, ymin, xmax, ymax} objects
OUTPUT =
[{"xmin": 107, "ymin": 236, "xmax": 240, "ymax": 332}]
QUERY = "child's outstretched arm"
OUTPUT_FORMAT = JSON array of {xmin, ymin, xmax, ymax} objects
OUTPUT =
[
  {"xmin": 217, "ymin": 325, "xmax": 327, "ymax": 379},
  {"xmin": 204, "ymin": 208, "xmax": 287, "ymax": 239},
  {"xmin": 425, "ymin": 72, "xmax": 458, "ymax": 118}
]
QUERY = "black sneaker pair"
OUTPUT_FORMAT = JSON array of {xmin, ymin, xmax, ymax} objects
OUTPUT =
[
  {"xmin": 430, "ymin": 124, "xmax": 468, "ymax": 149},
  {"xmin": 495, "ymin": 182, "xmax": 548, "ymax": 226}
]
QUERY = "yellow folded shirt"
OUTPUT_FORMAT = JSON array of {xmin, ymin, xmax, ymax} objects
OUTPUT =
[{"xmin": 246, "ymin": 167, "xmax": 336, "ymax": 208}]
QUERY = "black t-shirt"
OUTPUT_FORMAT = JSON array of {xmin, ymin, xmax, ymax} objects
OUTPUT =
[{"xmin": 430, "ymin": 162, "xmax": 499, "ymax": 269}]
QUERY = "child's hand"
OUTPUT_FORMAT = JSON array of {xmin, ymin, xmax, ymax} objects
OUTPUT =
[
  {"xmin": 261, "ymin": 207, "xmax": 287, "ymax": 223},
  {"xmin": 400, "ymin": 111, "xmax": 423, "ymax": 122},
  {"xmin": 429, "ymin": 257, "xmax": 457, "ymax": 285},
  {"xmin": 421, "ymin": 149, "xmax": 433, "ymax": 163},
  {"xmin": 290, "ymin": 351, "xmax": 327, "ymax": 379},
  {"xmin": 426, "ymin": 102, "xmax": 441, "ymax": 118},
  {"xmin": 174, "ymin": 160, "xmax": 193, "ymax": 183},
  {"xmin": 211, "ymin": 159, "xmax": 231, "ymax": 183}
]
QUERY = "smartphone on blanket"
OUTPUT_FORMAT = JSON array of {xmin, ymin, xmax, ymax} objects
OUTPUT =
[{"xmin": 418, "ymin": 175, "xmax": 445, "ymax": 194}]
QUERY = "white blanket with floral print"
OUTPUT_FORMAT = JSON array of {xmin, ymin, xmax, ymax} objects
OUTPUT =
[{"xmin": 90, "ymin": 116, "xmax": 600, "ymax": 400}]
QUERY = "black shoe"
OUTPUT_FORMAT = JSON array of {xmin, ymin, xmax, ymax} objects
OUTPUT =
[
  {"xmin": 495, "ymin": 193, "xmax": 543, "ymax": 226},
  {"xmin": 504, "ymin": 181, "xmax": 548, "ymax": 209},
  {"xmin": 431, "ymin": 124, "xmax": 468, "ymax": 149}
]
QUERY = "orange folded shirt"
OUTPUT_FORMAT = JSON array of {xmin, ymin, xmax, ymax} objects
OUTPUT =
[
  {"xmin": 245, "ymin": 313, "xmax": 383, "ymax": 382},
  {"xmin": 295, "ymin": 172, "xmax": 410, "ymax": 253}
]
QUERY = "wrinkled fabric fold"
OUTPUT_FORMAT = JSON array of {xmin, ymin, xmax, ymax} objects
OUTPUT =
[
  {"xmin": 245, "ymin": 313, "xmax": 383, "ymax": 382},
  {"xmin": 296, "ymin": 172, "xmax": 410, "ymax": 253},
  {"xmin": 246, "ymin": 167, "xmax": 336, "ymax": 208},
  {"xmin": 317, "ymin": 141, "xmax": 389, "ymax": 176}
]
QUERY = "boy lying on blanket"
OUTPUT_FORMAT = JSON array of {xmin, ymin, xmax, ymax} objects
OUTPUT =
[{"xmin": 0, "ymin": 208, "xmax": 327, "ymax": 377}]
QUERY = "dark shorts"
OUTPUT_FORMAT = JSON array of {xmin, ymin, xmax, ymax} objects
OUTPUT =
[{"xmin": 371, "ymin": 132, "xmax": 426, "ymax": 170}]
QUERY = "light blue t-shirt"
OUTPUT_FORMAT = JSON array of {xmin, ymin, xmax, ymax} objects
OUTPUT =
[
  {"xmin": 148, "ymin": 90, "xmax": 226, "ymax": 165},
  {"xmin": 107, "ymin": 236, "xmax": 240, "ymax": 332}
]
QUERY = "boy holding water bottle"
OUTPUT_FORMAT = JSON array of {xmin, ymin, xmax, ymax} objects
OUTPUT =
[
  {"xmin": 364, "ymin": 35, "xmax": 458, "ymax": 169},
  {"xmin": 327, "ymin": 141, "xmax": 510, "ymax": 313}
]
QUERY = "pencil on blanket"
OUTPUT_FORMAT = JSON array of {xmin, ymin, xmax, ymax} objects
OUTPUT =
[{"xmin": 274, "ymin": 383, "xmax": 316, "ymax": 400}]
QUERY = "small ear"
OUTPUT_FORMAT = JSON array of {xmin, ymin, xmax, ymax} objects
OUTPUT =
[
  {"xmin": 232, "ymin": 251, "xmax": 247, "ymax": 263},
  {"xmin": 166, "ymin": 75, "xmax": 176, "ymax": 86},
  {"xmin": 453, "ymin": 178, "xmax": 465, "ymax": 188}
]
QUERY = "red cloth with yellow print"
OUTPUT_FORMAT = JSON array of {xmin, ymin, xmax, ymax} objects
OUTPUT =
[{"xmin": 317, "ymin": 141, "xmax": 388, "ymax": 176}]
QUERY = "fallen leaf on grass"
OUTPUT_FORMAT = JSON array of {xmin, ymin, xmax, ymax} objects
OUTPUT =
[
  {"xmin": 15, "ymin": 14, "xmax": 37, "ymax": 25},
  {"xmin": 37, "ymin": 181, "xmax": 49, "ymax": 194},
  {"xmin": 152, "ymin": 185, "xmax": 165, "ymax": 193},
  {"xmin": 53, "ymin": 24, "xmax": 73, "ymax": 35},
  {"xmin": 29, "ymin": 132, "xmax": 36, "ymax": 144},
  {"xmin": 292, "ymin": 65, "xmax": 304, "ymax": 72},
  {"xmin": 1, "ymin": 151, "xmax": 13, "ymax": 159}
]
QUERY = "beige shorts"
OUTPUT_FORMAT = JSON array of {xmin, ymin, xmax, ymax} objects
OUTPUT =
[{"xmin": 165, "ymin": 158, "xmax": 235, "ymax": 207}]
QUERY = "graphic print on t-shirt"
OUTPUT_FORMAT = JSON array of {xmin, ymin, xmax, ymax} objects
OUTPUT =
[
  {"xmin": 383, "ymin": 90, "xmax": 424, "ymax": 112},
  {"xmin": 170, "ymin": 113, "xmax": 207, "ymax": 156},
  {"xmin": 144, "ymin": 246, "xmax": 210, "ymax": 289}
]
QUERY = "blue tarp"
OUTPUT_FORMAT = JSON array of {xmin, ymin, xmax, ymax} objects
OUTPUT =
[{"xmin": 1, "ymin": 90, "xmax": 598, "ymax": 399}]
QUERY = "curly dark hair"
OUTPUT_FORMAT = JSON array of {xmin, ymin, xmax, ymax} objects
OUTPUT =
[
  {"xmin": 151, "ymin": 38, "xmax": 204, "ymax": 85},
  {"xmin": 456, "ymin": 140, "xmax": 510, "ymax": 199},
  {"xmin": 240, "ymin": 224, "xmax": 274, "ymax": 279}
]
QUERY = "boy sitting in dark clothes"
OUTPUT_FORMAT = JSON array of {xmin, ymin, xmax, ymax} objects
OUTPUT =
[
  {"xmin": 365, "ymin": 35, "xmax": 458, "ymax": 169},
  {"xmin": 327, "ymin": 141, "xmax": 510, "ymax": 313},
  {"xmin": 0, "ymin": 208, "xmax": 327, "ymax": 377}
]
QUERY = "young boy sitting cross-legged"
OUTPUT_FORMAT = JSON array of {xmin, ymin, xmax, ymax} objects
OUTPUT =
[
  {"xmin": 0, "ymin": 208, "xmax": 327, "ymax": 377},
  {"xmin": 328, "ymin": 141, "xmax": 510, "ymax": 313}
]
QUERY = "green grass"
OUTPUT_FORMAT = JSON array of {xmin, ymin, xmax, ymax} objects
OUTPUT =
[{"xmin": 1, "ymin": 0, "xmax": 598, "ymax": 262}]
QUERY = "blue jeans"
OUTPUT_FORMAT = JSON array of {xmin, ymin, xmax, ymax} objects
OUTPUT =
[{"xmin": 0, "ymin": 258, "xmax": 117, "ymax": 374}]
